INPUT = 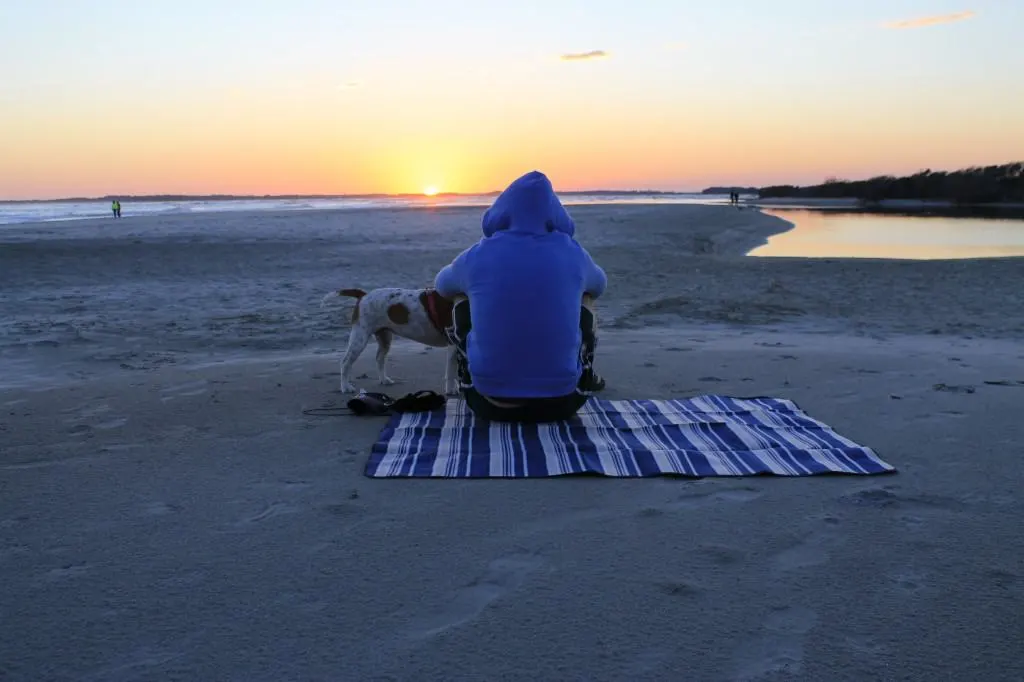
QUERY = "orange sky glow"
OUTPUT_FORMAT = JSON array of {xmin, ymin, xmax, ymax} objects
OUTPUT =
[{"xmin": 2, "ymin": 2, "xmax": 1022, "ymax": 200}]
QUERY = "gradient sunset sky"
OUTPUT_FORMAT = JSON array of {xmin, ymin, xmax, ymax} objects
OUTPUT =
[{"xmin": 2, "ymin": 1, "xmax": 1022, "ymax": 199}]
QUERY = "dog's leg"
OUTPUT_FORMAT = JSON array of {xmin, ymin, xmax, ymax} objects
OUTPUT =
[
  {"xmin": 374, "ymin": 329, "xmax": 396, "ymax": 386},
  {"xmin": 340, "ymin": 325, "xmax": 371, "ymax": 394}
]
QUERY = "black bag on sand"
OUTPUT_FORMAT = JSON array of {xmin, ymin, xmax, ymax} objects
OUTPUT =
[{"xmin": 346, "ymin": 390, "xmax": 445, "ymax": 416}]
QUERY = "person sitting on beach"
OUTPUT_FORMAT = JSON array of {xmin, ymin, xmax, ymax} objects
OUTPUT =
[{"xmin": 434, "ymin": 170, "xmax": 607, "ymax": 423}]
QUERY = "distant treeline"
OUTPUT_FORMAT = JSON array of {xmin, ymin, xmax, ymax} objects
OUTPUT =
[
  {"xmin": 758, "ymin": 162, "xmax": 1024, "ymax": 204},
  {"xmin": 701, "ymin": 186, "xmax": 759, "ymax": 195}
]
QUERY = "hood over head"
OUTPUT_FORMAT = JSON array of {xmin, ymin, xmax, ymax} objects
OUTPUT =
[{"xmin": 481, "ymin": 171, "xmax": 575, "ymax": 238}]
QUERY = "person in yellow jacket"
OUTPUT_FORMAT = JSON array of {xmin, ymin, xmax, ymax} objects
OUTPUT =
[{"xmin": 111, "ymin": 199, "xmax": 121, "ymax": 218}]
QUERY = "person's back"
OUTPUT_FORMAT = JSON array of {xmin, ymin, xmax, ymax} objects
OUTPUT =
[
  {"xmin": 435, "ymin": 171, "xmax": 607, "ymax": 402},
  {"xmin": 456, "ymin": 226, "xmax": 591, "ymax": 398}
]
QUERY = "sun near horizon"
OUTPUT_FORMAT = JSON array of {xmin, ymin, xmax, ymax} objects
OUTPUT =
[{"xmin": 423, "ymin": 186, "xmax": 440, "ymax": 197}]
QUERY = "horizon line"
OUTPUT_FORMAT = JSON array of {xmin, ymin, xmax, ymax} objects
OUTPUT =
[{"xmin": 2, "ymin": 188, "xmax": 746, "ymax": 204}]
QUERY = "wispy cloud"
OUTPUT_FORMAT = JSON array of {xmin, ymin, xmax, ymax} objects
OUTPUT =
[
  {"xmin": 559, "ymin": 50, "xmax": 609, "ymax": 62},
  {"xmin": 884, "ymin": 10, "xmax": 976, "ymax": 30},
  {"xmin": 663, "ymin": 42, "xmax": 687, "ymax": 52}
]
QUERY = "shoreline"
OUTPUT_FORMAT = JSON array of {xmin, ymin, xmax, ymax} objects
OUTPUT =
[
  {"xmin": 8, "ymin": 195, "xmax": 1024, "ymax": 230},
  {"xmin": 1, "ymin": 194, "xmax": 722, "ymax": 229},
  {"xmin": 0, "ymin": 203, "xmax": 792, "ymax": 255},
  {"xmin": 748, "ymin": 197, "xmax": 1024, "ymax": 219}
]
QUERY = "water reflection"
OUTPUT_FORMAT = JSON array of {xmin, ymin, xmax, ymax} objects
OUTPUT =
[{"xmin": 750, "ymin": 209, "xmax": 1024, "ymax": 259}]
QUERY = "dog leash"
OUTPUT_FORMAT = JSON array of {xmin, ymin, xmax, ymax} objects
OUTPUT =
[{"xmin": 302, "ymin": 406, "xmax": 356, "ymax": 417}]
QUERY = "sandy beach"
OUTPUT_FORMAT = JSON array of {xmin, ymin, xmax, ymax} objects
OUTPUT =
[{"xmin": 2, "ymin": 204, "xmax": 1023, "ymax": 681}]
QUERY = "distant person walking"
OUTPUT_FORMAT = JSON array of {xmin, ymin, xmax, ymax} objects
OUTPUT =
[{"xmin": 111, "ymin": 199, "xmax": 121, "ymax": 218}]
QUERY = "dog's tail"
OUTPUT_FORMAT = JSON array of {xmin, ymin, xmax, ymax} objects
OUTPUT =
[
  {"xmin": 320, "ymin": 288, "xmax": 367, "ymax": 323},
  {"xmin": 320, "ymin": 287, "xmax": 366, "ymax": 308}
]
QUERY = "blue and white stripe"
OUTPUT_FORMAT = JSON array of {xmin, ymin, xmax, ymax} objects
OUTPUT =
[{"xmin": 366, "ymin": 396, "xmax": 895, "ymax": 478}]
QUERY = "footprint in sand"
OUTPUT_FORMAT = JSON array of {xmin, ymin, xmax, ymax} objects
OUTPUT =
[
  {"xmin": 95, "ymin": 417, "xmax": 129, "ymax": 430},
  {"xmin": 217, "ymin": 502, "xmax": 299, "ymax": 530},
  {"xmin": 273, "ymin": 590, "xmax": 330, "ymax": 614},
  {"xmin": 771, "ymin": 527, "xmax": 843, "ymax": 575},
  {"xmin": 654, "ymin": 580, "xmax": 702, "ymax": 597},
  {"xmin": 985, "ymin": 568, "xmax": 1019, "ymax": 590},
  {"xmin": 698, "ymin": 544, "xmax": 746, "ymax": 566},
  {"xmin": 842, "ymin": 635, "xmax": 889, "ymax": 660},
  {"xmin": 322, "ymin": 501, "xmax": 365, "ymax": 518},
  {"xmin": 838, "ymin": 485, "xmax": 965, "ymax": 513},
  {"xmin": 78, "ymin": 648, "xmax": 186, "ymax": 681},
  {"xmin": 889, "ymin": 569, "xmax": 930, "ymax": 594},
  {"xmin": 660, "ymin": 486, "xmax": 763, "ymax": 512},
  {"xmin": 932, "ymin": 383, "xmax": 975, "ymax": 394},
  {"xmin": 101, "ymin": 443, "xmax": 144, "ymax": 453},
  {"xmin": 157, "ymin": 570, "xmax": 207, "ymax": 589},
  {"xmin": 515, "ymin": 507, "xmax": 614, "ymax": 537},
  {"xmin": 143, "ymin": 501, "xmax": 183, "ymax": 516},
  {"xmin": 0, "ymin": 544, "xmax": 30, "ymax": 562},
  {"xmin": 400, "ymin": 552, "xmax": 546, "ymax": 642},
  {"xmin": 160, "ymin": 380, "xmax": 209, "ymax": 403},
  {"xmin": 44, "ymin": 562, "xmax": 90, "ymax": 581},
  {"xmin": 521, "ymin": 486, "xmax": 764, "ymax": 537},
  {"xmin": 625, "ymin": 648, "xmax": 673, "ymax": 677},
  {"xmin": 910, "ymin": 409, "xmax": 971, "ymax": 425},
  {"xmin": 62, "ymin": 402, "xmax": 111, "ymax": 419},
  {"xmin": 244, "ymin": 501, "xmax": 298, "ymax": 524},
  {"xmin": 730, "ymin": 606, "xmax": 819, "ymax": 681},
  {"xmin": 250, "ymin": 478, "xmax": 313, "ymax": 493}
]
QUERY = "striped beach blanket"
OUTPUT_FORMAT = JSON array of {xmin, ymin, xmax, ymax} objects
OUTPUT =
[{"xmin": 365, "ymin": 396, "xmax": 894, "ymax": 478}]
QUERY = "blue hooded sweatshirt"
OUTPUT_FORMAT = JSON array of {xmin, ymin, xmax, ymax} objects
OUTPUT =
[{"xmin": 434, "ymin": 171, "xmax": 607, "ymax": 398}]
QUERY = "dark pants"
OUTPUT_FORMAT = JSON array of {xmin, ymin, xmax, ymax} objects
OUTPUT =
[{"xmin": 447, "ymin": 299, "xmax": 600, "ymax": 423}]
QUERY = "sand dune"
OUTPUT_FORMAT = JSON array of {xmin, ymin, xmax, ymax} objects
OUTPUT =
[{"xmin": 2, "ymin": 205, "xmax": 1023, "ymax": 681}]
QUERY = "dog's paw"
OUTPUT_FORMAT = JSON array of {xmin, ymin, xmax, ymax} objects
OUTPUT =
[
  {"xmin": 340, "ymin": 382, "xmax": 358, "ymax": 394},
  {"xmin": 379, "ymin": 376, "xmax": 397, "ymax": 386}
]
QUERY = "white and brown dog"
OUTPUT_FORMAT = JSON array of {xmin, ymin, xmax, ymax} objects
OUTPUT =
[{"xmin": 322, "ymin": 287, "xmax": 458, "ymax": 395}]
